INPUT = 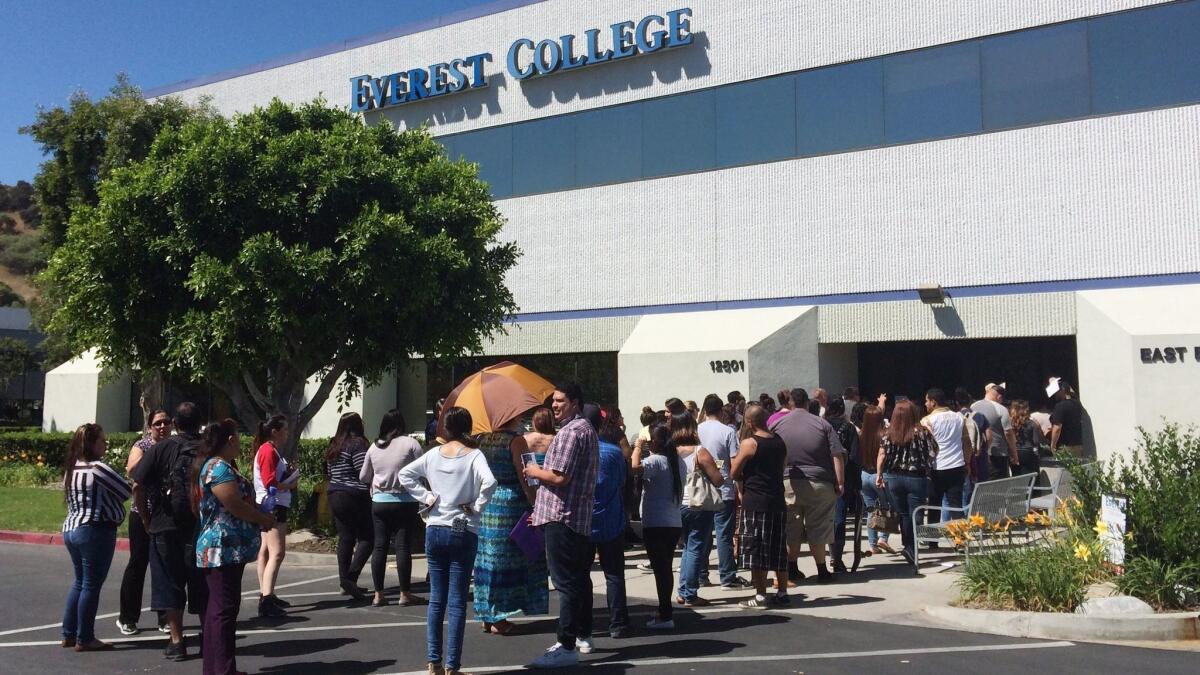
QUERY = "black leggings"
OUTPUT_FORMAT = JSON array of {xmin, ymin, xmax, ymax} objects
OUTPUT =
[
  {"xmin": 328, "ymin": 490, "xmax": 374, "ymax": 586},
  {"xmin": 371, "ymin": 501, "xmax": 421, "ymax": 593},
  {"xmin": 643, "ymin": 527, "xmax": 681, "ymax": 620},
  {"xmin": 119, "ymin": 512, "xmax": 152, "ymax": 625}
]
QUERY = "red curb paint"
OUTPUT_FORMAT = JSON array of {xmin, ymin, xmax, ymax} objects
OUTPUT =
[{"xmin": 0, "ymin": 530, "xmax": 130, "ymax": 551}]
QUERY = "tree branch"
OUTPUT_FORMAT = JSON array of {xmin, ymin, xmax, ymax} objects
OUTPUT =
[
  {"xmin": 241, "ymin": 369, "xmax": 272, "ymax": 411},
  {"xmin": 215, "ymin": 377, "xmax": 266, "ymax": 432},
  {"xmin": 297, "ymin": 359, "xmax": 348, "ymax": 428}
]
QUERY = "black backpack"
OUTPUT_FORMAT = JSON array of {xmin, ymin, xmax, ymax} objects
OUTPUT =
[{"xmin": 161, "ymin": 435, "xmax": 202, "ymax": 525}]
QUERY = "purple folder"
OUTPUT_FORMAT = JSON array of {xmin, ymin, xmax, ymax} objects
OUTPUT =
[{"xmin": 509, "ymin": 511, "xmax": 544, "ymax": 562}]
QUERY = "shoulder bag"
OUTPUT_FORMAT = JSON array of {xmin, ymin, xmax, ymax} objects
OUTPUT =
[{"xmin": 683, "ymin": 447, "xmax": 724, "ymax": 512}]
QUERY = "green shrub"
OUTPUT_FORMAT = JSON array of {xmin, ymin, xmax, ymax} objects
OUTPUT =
[
  {"xmin": 957, "ymin": 523, "xmax": 1109, "ymax": 612},
  {"xmin": 0, "ymin": 232, "xmax": 46, "ymax": 274},
  {"xmin": 1114, "ymin": 556, "xmax": 1200, "ymax": 611},
  {"xmin": 1064, "ymin": 424, "xmax": 1199, "ymax": 572},
  {"xmin": 0, "ymin": 462, "xmax": 61, "ymax": 487}
]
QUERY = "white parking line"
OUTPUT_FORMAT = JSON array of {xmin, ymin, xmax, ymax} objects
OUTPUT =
[
  {"xmin": 385, "ymin": 640, "xmax": 1077, "ymax": 674},
  {"xmin": 0, "ymin": 619, "xmax": 429, "ymax": 648},
  {"xmin": 0, "ymin": 573, "xmax": 339, "ymax": 637}
]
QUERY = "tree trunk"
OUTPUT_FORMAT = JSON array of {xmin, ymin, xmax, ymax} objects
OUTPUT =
[{"xmin": 136, "ymin": 370, "xmax": 166, "ymax": 431}]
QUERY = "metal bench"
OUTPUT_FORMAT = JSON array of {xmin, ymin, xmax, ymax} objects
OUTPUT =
[
  {"xmin": 912, "ymin": 473, "xmax": 1036, "ymax": 570},
  {"xmin": 1029, "ymin": 462, "xmax": 1096, "ymax": 512}
]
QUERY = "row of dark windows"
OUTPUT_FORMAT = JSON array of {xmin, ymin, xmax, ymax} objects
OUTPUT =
[{"xmin": 432, "ymin": 1, "xmax": 1200, "ymax": 199}]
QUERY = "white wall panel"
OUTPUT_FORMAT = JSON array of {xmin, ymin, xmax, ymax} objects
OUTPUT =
[
  {"xmin": 498, "ymin": 106, "xmax": 1200, "ymax": 315},
  {"xmin": 157, "ymin": 0, "xmax": 1170, "ymax": 137}
]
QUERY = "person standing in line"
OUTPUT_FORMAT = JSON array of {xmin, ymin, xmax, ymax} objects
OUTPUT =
[
  {"xmin": 921, "ymin": 388, "xmax": 968, "ymax": 528},
  {"xmin": 579, "ymin": 416, "xmax": 631, "ymax": 643},
  {"xmin": 399, "ymin": 407, "xmax": 497, "ymax": 675},
  {"xmin": 758, "ymin": 393, "xmax": 777, "ymax": 415},
  {"xmin": 671, "ymin": 411, "xmax": 726, "ymax": 607},
  {"xmin": 1047, "ymin": 378, "xmax": 1087, "ymax": 459},
  {"xmin": 732, "ymin": 405, "xmax": 789, "ymax": 609},
  {"xmin": 192, "ymin": 418, "xmax": 277, "ymax": 675},
  {"xmin": 876, "ymin": 400, "xmax": 938, "ymax": 567},
  {"xmin": 842, "ymin": 387, "xmax": 862, "ymax": 408},
  {"xmin": 698, "ymin": 394, "xmax": 750, "ymax": 591},
  {"xmin": 60, "ymin": 423, "xmax": 131, "ymax": 652},
  {"xmin": 767, "ymin": 389, "xmax": 792, "ymax": 427},
  {"xmin": 855, "ymin": 405, "xmax": 893, "ymax": 554},
  {"xmin": 727, "ymin": 391, "xmax": 746, "ymax": 424},
  {"xmin": 1010, "ymin": 400, "xmax": 1043, "ymax": 476},
  {"xmin": 116, "ymin": 409, "xmax": 171, "ymax": 636},
  {"xmin": 955, "ymin": 387, "xmax": 991, "ymax": 504},
  {"xmin": 770, "ymin": 388, "xmax": 846, "ymax": 584},
  {"xmin": 972, "ymin": 383, "xmax": 1017, "ymax": 479},
  {"xmin": 824, "ymin": 397, "xmax": 859, "ymax": 573},
  {"xmin": 812, "ymin": 388, "xmax": 828, "ymax": 417},
  {"xmin": 524, "ymin": 383, "xmax": 600, "ymax": 669},
  {"xmin": 633, "ymin": 424, "xmax": 685, "ymax": 629},
  {"xmin": 360, "ymin": 409, "xmax": 426, "ymax": 607},
  {"xmin": 473, "ymin": 414, "xmax": 548, "ymax": 635},
  {"xmin": 684, "ymin": 400, "xmax": 700, "ymax": 420},
  {"xmin": 131, "ymin": 401, "xmax": 207, "ymax": 661},
  {"xmin": 252, "ymin": 414, "xmax": 298, "ymax": 617},
  {"xmin": 325, "ymin": 412, "xmax": 374, "ymax": 600},
  {"xmin": 425, "ymin": 398, "xmax": 445, "ymax": 447}
]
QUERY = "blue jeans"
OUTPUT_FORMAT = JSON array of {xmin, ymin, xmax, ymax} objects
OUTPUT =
[
  {"xmin": 425, "ymin": 526, "xmax": 478, "ymax": 670},
  {"xmin": 860, "ymin": 471, "xmax": 891, "ymax": 548},
  {"xmin": 884, "ymin": 473, "xmax": 928, "ymax": 557},
  {"xmin": 62, "ymin": 523, "xmax": 118, "ymax": 643},
  {"xmin": 713, "ymin": 500, "xmax": 738, "ymax": 585},
  {"xmin": 677, "ymin": 508, "xmax": 714, "ymax": 601}
]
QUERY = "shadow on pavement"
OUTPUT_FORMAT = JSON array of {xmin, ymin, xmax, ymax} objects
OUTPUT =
[
  {"xmin": 258, "ymin": 658, "xmax": 395, "ymax": 674},
  {"xmin": 239, "ymin": 637, "xmax": 358, "ymax": 658}
]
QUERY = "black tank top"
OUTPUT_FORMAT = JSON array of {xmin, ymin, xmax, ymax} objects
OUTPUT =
[{"xmin": 741, "ymin": 433, "xmax": 786, "ymax": 512}]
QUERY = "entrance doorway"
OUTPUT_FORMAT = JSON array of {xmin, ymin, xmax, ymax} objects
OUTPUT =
[{"xmin": 857, "ymin": 336, "xmax": 1076, "ymax": 408}]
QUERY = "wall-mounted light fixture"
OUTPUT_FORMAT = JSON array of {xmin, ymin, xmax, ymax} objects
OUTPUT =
[{"xmin": 918, "ymin": 284, "xmax": 948, "ymax": 305}]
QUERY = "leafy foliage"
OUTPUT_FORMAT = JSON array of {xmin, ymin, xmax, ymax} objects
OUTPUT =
[
  {"xmin": 41, "ymin": 97, "xmax": 518, "ymax": 457},
  {"xmin": 957, "ymin": 508, "xmax": 1109, "ymax": 612},
  {"xmin": 0, "ymin": 231, "xmax": 47, "ymax": 274},
  {"xmin": 0, "ymin": 338, "xmax": 35, "ymax": 388},
  {"xmin": 0, "ymin": 282, "xmax": 22, "ymax": 307},
  {"xmin": 1115, "ymin": 556, "xmax": 1200, "ymax": 610},
  {"xmin": 1063, "ymin": 424, "xmax": 1200, "ymax": 574}
]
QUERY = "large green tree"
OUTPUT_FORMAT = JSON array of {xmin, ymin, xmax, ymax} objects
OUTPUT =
[
  {"xmin": 22, "ymin": 76, "xmax": 212, "ymax": 412},
  {"xmin": 43, "ymin": 98, "xmax": 519, "ymax": 456}
]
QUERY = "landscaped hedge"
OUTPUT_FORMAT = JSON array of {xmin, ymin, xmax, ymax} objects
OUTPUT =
[{"xmin": 0, "ymin": 430, "xmax": 331, "ymax": 481}]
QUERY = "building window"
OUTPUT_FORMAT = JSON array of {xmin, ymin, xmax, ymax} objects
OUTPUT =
[
  {"xmin": 796, "ymin": 59, "xmax": 885, "ymax": 156},
  {"xmin": 884, "ymin": 42, "xmax": 982, "ymax": 144},
  {"xmin": 574, "ymin": 104, "xmax": 643, "ymax": 187},
  {"xmin": 981, "ymin": 22, "xmax": 1090, "ymax": 129},
  {"xmin": 1089, "ymin": 0, "xmax": 1200, "ymax": 114},
  {"xmin": 513, "ymin": 115, "xmax": 575, "ymax": 195},
  {"xmin": 642, "ymin": 90, "xmax": 717, "ymax": 178},
  {"xmin": 716, "ymin": 76, "xmax": 797, "ymax": 167}
]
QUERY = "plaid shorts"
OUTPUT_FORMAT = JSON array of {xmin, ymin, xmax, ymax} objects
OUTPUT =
[{"xmin": 737, "ymin": 510, "xmax": 787, "ymax": 571}]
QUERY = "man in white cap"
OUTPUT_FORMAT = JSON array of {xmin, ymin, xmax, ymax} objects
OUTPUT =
[
  {"xmin": 1046, "ymin": 378, "xmax": 1086, "ymax": 458},
  {"xmin": 970, "ymin": 383, "xmax": 1017, "ymax": 479}
]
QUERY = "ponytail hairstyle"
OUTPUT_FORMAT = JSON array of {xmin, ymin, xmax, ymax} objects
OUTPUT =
[
  {"xmin": 63, "ymin": 423, "xmax": 105, "ymax": 502},
  {"xmin": 649, "ymin": 424, "xmax": 682, "ymax": 501},
  {"xmin": 191, "ymin": 418, "xmax": 238, "ymax": 515},
  {"xmin": 326, "ymin": 412, "xmax": 366, "ymax": 462},
  {"xmin": 376, "ymin": 408, "xmax": 407, "ymax": 447},
  {"xmin": 255, "ymin": 414, "xmax": 287, "ymax": 449},
  {"xmin": 441, "ymin": 406, "xmax": 478, "ymax": 448}
]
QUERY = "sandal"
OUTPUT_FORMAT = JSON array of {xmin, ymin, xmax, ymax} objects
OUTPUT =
[
  {"xmin": 488, "ymin": 620, "xmax": 524, "ymax": 636},
  {"xmin": 876, "ymin": 540, "xmax": 895, "ymax": 554}
]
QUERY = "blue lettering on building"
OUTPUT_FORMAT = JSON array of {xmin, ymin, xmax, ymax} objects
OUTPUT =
[{"xmin": 349, "ymin": 8, "xmax": 694, "ymax": 113}]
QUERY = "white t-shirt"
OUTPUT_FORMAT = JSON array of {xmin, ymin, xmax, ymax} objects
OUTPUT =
[{"xmin": 924, "ymin": 409, "xmax": 965, "ymax": 470}]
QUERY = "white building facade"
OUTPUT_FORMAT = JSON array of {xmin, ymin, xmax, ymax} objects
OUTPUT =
[{"xmin": 49, "ymin": 0, "xmax": 1200, "ymax": 459}]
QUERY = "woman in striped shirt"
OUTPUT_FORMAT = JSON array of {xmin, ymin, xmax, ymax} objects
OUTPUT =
[
  {"xmin": 60, "ymin": 423, "xmax": 131, "ymax": 651},
  {"xmin": 325, "ymin": 412, "xmax": 373, "ymax": 599}
]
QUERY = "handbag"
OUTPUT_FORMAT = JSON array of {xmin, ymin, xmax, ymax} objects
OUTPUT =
[
  {"xmin": 686, "ymin": 451, "xmax": 724, "ymax": 512},
  {"xmin": 867, "ymin": 487, "xmax": 902, "ymax": 534}
]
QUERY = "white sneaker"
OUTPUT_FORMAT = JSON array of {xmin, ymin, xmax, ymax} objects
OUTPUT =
[
  {"xmin": 637, "ymin": 562, "xmax": 653, "ymax": 573},
  {"xmin": 576, "ymin": 637, "xmax": 594, "ymax": 654},
  {"xmin": 645, "ymin": 616, "xmax": 675, "ymax": 630},
  {"xmin": 528, "ymin": 643, "xmax": 579, "ymax": 668},
  {"xmin": 115, "ymin": 619, "xmax": 138, "ymax": 636}
]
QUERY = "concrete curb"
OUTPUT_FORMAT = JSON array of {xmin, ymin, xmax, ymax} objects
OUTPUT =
[
  {"xmin": 0, "ymin": 529, "xmax": 130, "ymax": 552},
  {"xmin": 925, "ymin": 604, "xmax": 1199, "ymax": 642}
]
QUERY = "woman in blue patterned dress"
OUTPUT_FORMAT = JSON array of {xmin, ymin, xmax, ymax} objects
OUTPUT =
[
  {"xmin": 473, "ymin": 416, "xmax": 549, "ymax": 635},
  {"xmin": 192, "ymin": 419, "xmax": 277, "ymax": 675}
]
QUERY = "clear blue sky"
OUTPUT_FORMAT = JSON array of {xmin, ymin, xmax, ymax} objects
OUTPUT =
[{"xmin": 0, "ymin": 0, "xmax": 499, "ymax": 185}]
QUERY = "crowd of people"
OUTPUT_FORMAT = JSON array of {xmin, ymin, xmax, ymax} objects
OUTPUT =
[{"xmin": 54, "ymin": 375, "xmax": 1087, "ymax": 674}]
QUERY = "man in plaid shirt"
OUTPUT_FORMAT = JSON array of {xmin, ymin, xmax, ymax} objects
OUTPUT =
[{"xmin": 524, "ymin": 382, "xmax": 599, "ymax": 668}]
